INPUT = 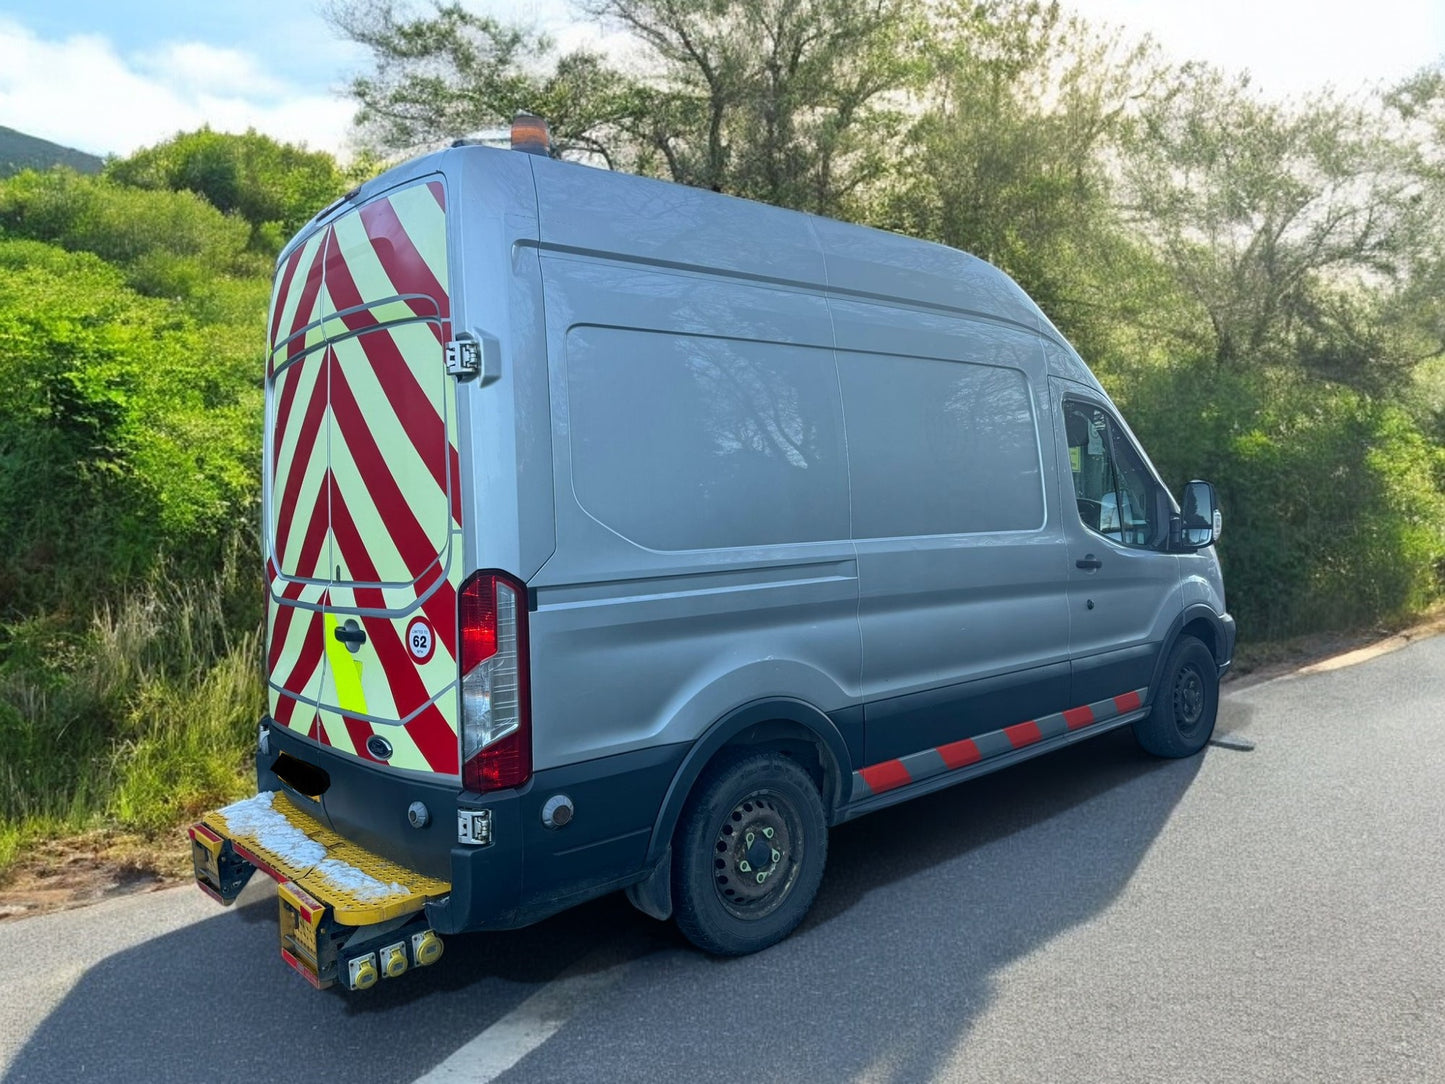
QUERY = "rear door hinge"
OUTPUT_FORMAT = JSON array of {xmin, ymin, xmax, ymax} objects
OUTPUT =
[{"xmin": 445, "ymin": 333, "xmax": 501, "ymax": 385}]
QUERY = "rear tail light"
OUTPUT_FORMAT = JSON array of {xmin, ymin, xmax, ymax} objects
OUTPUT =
[{"xmin": 458, "ymin": 571, "xmax": 531, "ymax": 792}]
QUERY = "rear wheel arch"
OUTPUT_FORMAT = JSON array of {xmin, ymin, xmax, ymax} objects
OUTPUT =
[{"xmin": 643, "ymin": 699, "xmax": 852, "ymax": 872}]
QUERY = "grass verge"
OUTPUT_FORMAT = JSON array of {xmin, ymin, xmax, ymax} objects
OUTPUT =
[{"xmin": 0, "ymin": 570, "xmax": 262, "ymax": 890}]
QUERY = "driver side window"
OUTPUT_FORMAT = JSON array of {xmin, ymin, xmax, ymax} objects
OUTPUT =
[{"xmin": 1063, "ymin": 401, "xmax": 1158, "ymax": 548}]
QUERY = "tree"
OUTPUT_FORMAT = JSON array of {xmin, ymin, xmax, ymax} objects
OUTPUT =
[
  {"xmin": 584, "ymin": 0, "xmax": 925, "ymax": 215},
  {"xmin": 329, "ymin": 1, "xmax": 635, "ymax": 164},
  {"xmin": 105, "ymin": 128, "xmax": 351, "ymax": 255},
  {"xmin": 331, "ymin": 0, "xmax": 924, "ymax": 216},
  {"xmin": 1119, "ymin": 66, "xmax": 1428, "ymax": 391},
  {"xmin": 890, "ymin": 1, "xmax": 1168, "ymax": 368}
]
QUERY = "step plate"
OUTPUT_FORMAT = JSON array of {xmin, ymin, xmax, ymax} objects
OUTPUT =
[{"xmin": 198, "ymin": 790, "xmax": 449, "ymax": 926}]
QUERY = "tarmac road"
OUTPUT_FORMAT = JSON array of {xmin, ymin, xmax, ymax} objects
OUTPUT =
[{"xmin": 1, "ymin": 635, "xmax": 1442, "ymax": 1083}]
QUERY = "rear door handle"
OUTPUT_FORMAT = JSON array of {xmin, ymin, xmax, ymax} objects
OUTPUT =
[
  {"xmin": 1076, "ymin": 555, "xmax": 1103, "ymax": 570},
  {"xmin": 333, "ymin": 624, "xmax": 367, "ymax": 646}
]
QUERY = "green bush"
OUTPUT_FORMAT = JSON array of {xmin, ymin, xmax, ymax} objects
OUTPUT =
[
  {"xmin": 0, "ymin": 565, "xmax": 262, "ymax": 838},
  {"xmin": 105, "ymin": 127, "xmax": 351, "ymax": 254},
  {"xmin": 0, "ymin": 238, "xmax": 261, "ymax": 614},
  {"xmin": 1119, "ymin": 363, "xmax": 1445, "ymax": 640},
  {"xmin": 0, "ymin": 168, "xmax": 261, "ymax": 295}
]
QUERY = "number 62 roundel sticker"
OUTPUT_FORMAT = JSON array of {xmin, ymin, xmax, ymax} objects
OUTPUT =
[{"xmin": 406, "ymin": 617, "xmax": 435, "ymax": 663}]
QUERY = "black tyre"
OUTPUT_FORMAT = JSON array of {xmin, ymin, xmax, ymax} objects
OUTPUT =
[
  {"xmin": 672, "ymin": 751, "xmax": 828, "ymax": 957},
  {"xmin": 1133, "ymin": 635, "xmax": 1219, "ymax": 758}
]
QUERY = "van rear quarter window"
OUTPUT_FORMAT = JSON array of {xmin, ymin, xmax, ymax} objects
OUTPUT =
[
  {"xmin": 565, "ymin": 326, "xmax": 849, "ymax": 550},
  {"xmin": 838, "ymin": 354, "xmax": 1044, "ymax": 537}
]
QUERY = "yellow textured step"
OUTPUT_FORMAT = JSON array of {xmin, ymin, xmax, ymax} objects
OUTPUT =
[{"xmin": 202, "ymin": 790, "xmax": 450, "ymax": 926}]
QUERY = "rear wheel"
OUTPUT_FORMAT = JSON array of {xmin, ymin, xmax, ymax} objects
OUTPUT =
[
  {"xmin": 1134, "ymin": 635, "xmax": 1218, "ymax": 758},
  {"xmin": 672, "ymin": 751, "xmax": 827, "ymax": 956}
]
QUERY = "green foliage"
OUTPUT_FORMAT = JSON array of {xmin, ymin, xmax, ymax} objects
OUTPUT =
[
  {"xmin": 888, "ymin": 1, "xmax": 1167, "ymax": 364},
  {"xmin": 0, "ymin": 168, "xmax": 260, "ymax": 296},
  {"xmin": 0, "ymin": 565, "xmax": 262, "ymax": 838},
  {"xmin": 1119, "ymin": 364, "xmax": 1445, "ymax": 639},
  {"xmin": 1120, "ymin": 67, "xmax": 1428, "ymax": 393},
  {"xmin": 105, "ymin": 128, "xmax": 351, "ymax": 255},
  {"xmin": 0, "ymin": 131, "xmax": 362, "ymax": 867},
  {"xmin": 0, "ymin": 239, "xmax": 261, "ymax": 616}
]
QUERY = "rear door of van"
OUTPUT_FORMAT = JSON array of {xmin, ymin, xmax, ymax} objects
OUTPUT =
[{"xmin": 264, "ymin": 178, "xmax": 464, "ymax": 780}]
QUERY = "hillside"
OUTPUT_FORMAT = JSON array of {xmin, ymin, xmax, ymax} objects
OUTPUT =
[{"xmin": 0, "ymin": 126, "xmax": 103, "ymax": 178}]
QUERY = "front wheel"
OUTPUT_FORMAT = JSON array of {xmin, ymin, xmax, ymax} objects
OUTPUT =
[
  {"xmin": 672, "ymin": 751, "xmax": 828, "ymax": 956},
  {"xmin": 1134, "ymin": 635, "xmax": 1219, "ymax": 758}
]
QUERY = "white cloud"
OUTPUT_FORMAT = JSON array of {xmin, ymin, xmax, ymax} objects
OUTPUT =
[
  {"xmin": 0, "ymin": 19, "xmax": 355, "ymax": 159},
  {"xmin": 136, "ymin": 42, "xmax": 287, "ymax": 100}
]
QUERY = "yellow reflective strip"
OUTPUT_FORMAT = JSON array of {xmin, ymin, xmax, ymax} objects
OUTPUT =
[
  {"xmin": 388, "ymin": 184, "xmax": 449, "ymax": 292},
  {"xmin": 277, "ymin": 451, "xmax": 329, "ymax": 577},
  {"xmin": 330, "ymin": 208, "xmax": 398, "ymax": 308},
  {"xmin": 322, "ymin": 614, "xmax": 370, "ymax": 716},
  {"xmin": 273, "ymin": 232, "xmax": 325, "ymax": 348},
  {"xmin": 376, "ymin": 720, "xmax": 428, "ymax": 773}
]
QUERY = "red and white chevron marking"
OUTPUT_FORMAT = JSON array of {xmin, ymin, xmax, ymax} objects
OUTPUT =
[
  {"xmin": 852, "ymin": 688, "xmax": 1150, "ymax": 800},
  {"xmin": 264, "ymin": 179, "xmax": 461, "ymax": 775}
]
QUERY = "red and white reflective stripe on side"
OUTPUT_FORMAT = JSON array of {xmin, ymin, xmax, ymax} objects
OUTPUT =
[{"xmin": 852, "ymin": 687, "xmax": 1150, "ymax": 801}]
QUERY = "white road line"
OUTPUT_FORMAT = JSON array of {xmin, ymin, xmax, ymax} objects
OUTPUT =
[{"xmin": 413, "ymin": 941, "xmax": 635, "ymax": 1084}]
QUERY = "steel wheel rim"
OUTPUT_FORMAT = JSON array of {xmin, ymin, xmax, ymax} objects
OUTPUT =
[
  {"xmin": 1174, "ymin": 664, "xmax": 1206, "ymax": 735},
  {"xmin": 712, "ymin": 789, "xmax": 802, "ymax": 921}
]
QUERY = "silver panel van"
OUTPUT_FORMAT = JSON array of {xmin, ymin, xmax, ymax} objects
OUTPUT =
[{"xmin": 191, "ymin": 129, "xmax": 1234, "ymax": 989}]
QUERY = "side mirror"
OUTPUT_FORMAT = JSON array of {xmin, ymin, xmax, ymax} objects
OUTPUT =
[{"xmin": 1177, "ymin": 480, "xmax": 1221, "ymax": 549}]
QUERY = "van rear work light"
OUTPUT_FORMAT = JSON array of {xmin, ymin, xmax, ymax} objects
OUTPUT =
[{"xmin": 459, "ymin": 571, "xmax": 533, "ymax": 792}]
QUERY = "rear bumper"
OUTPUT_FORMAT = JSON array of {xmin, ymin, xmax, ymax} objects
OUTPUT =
[
  {"xmin": 190, "ymin": 789, "xmax": 450, "ymax": 988},
  {"xmin": 255, "ymin": 717, "xmax": 687, "ymax": 936},
  {"xmin": 192, "ymin": 791, "xmax": 448, "ymax": 924}
]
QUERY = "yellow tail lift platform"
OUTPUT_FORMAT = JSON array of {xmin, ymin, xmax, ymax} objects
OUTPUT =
[{"xmin": 190, "ymin": 791, "xmax": 450, "ymax": 990}]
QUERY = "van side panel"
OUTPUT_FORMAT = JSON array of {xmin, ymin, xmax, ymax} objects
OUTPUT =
[
  {"xmin": 526, "ymin": 254, "xmax": 862, "ymax": 774},
  {"xmin": 828, "ymin": 299, "xmax": 1074, "ymax": 766}
]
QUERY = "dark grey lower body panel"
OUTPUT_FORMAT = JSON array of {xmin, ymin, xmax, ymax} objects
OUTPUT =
[{"xmin": 841, "ymin": 684, "xmax": 1151, "ymax": 820}]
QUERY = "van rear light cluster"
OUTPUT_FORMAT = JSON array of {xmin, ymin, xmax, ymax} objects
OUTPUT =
[{"xmin": 459, "ymin": 571, "xmax": 532, "ymax": 792}]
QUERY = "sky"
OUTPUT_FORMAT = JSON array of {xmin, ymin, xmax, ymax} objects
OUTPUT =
[{"xmin": 0, "ymin": 0, "xmax": 1441, "ymax": 160}]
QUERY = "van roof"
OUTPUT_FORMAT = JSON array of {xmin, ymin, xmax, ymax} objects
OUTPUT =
[{"xmin": 282, "ymin": 143, "xmax": 1098, "ymax": 386}]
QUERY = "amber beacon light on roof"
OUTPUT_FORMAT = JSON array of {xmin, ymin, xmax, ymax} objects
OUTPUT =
[{"xmin": 509, "ymin": 111, "xmax": 552, "ymax": 156}]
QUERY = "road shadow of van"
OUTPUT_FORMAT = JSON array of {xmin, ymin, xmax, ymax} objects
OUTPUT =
[{"xmin": 5, "ymin": 704, "xmax": 1252, "ymax": 1084}]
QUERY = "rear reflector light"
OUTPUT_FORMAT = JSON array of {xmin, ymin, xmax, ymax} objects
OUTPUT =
[{"xmin": 459, "ymin": 571, "xmax": 531, "ymax": 792}]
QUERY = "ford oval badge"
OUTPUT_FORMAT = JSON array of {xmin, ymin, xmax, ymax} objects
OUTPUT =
[{"xmin": 366, "ymin": 735, "xmax": 394, "ymax": 760}]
